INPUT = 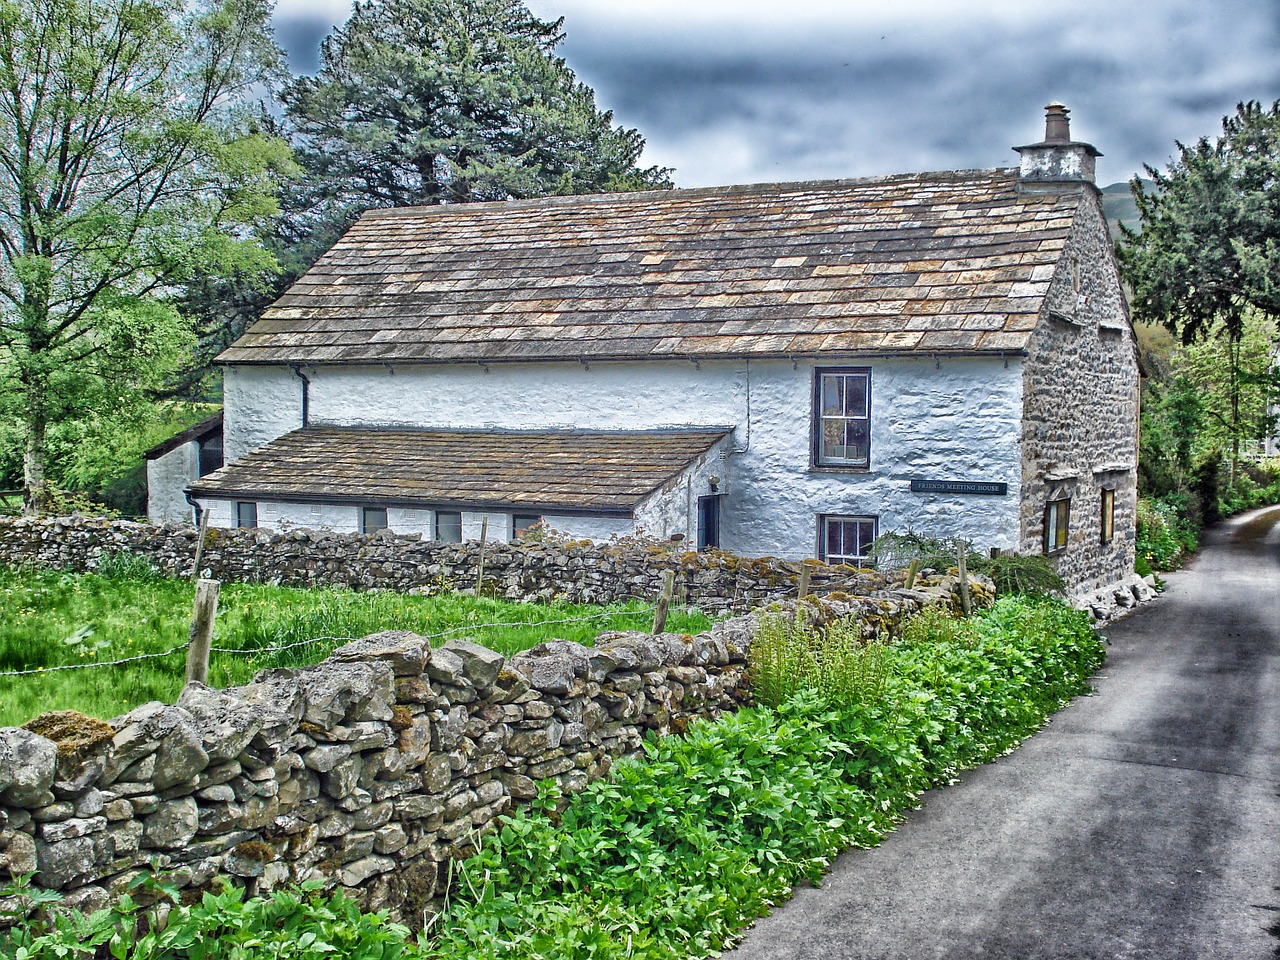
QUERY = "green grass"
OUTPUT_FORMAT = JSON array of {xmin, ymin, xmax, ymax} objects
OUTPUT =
[{"xmin": 0, "ymin": 567, "xmax": 711, "ymax": 728}]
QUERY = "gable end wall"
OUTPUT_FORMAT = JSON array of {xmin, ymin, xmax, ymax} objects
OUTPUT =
[{"xmin": 1019, "ymin": 191, "xmax": 1139, "ymax": 590}]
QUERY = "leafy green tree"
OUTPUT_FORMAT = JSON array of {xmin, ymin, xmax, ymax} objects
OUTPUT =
[
  {"xmin": 283, "ymin": 0, "xmax": 672, "ymax": 214},
  {"xmin": 0, "ymin": 0, "xmax": 296, "ymax": 511},
  {"xmin": 1119, "ymin": 100, "xmax": 1280, "ymax": 345},
  {"xmin": 1175, "ymin": 313, "xmax": 1279, "ymax": 477}
]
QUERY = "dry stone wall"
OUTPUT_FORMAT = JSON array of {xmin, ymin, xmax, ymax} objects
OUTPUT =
[
  {"xmin": 0, "ymin": 583, "xmax": 983, "ymax": 926},
  {"xmin": 0, "ymin": 515, "xmax": 889, "ymax": 611}
]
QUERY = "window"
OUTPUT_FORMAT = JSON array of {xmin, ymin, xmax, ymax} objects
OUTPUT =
[
  {"xmin": 236, "ymin": 501, "xmax": 257, "ymax": 529},
  {"xmin": 513, "ymin": 513, "xmax": 542, "ymax": 539},
  {"xmin": 197, "ymin": 436, "xmax": 223, "ymax": 477},
  {"xmin": 1100, "ymin": 489, "xmax": 1115, "ymax": 545},
  {"xmin": 697, "ymin": 496, "xmax": 721, "ymax": 550},
  {"xmin": 1044, "ymin": 498, "xmax": 1070, "ymax": 555},
  {"xmin": 814, "ymin": 368, "xmax": 871, "ymax": 468},
  {"xmin": 362, "ymin": 507, "xmax": 388, "ymax": 534},
  {"xmin": 820, "ymin": 515, "xmax": 878, "ymax": 567},
  {"xmin": 435, "ymin": 510, "xmax": 462, "ymax": 543}
]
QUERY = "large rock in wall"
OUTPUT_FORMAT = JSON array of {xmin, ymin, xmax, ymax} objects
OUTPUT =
[
  {"xmin": 0, "ymin": 516, "xmax": 887, "ymax": 612},
  {"xmin": 0, "ymin": 583, "xmax": 984, "ymax": 926}
]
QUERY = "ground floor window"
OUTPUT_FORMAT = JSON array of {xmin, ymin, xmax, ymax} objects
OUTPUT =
[
  {"xmin": 435, "ymin": 510, "xmax": 462, "ymax": 543},
  {"xmin": 1045, "ymin": 498, "xmax": 1070, "ymax": 554},
  {"xmin": 236, "ymin": 501, "xmax": 257, "ymax": 529},
  {"xmin": 1100, "ymin": 488, "xmax": 1115, "ymax": 544},
  {"xmin": 819, "ymin": 514, "xmax": 878, "ymax": 567},
  {"xmin": 362, "ymin": 506, "xmax": 388, "ymax": 534},
  {"xmin": 513, "ymin": 513, "xmax": 542, "ymax": 539}
]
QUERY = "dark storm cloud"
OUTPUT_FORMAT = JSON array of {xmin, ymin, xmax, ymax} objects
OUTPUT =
[
  {"xmin": 270, "ymin": 1, "xmax": 1280, "ymax": 189},
  {"xmin": 542, "ymin": 1, "xmax": 1280, "ymax": 188},
  {"xmin": 273, "ymin": 14, "xmax": 339, "ymax": 75}
]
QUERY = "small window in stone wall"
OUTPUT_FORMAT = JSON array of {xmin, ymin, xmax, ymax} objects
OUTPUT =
[
  {"xmin": 1100, "ymin": 488, "xmax": 1115, "ymax": 545},
  {"xmin": 1044, "ymin": 498, "xmax": 1070, "ymax": 555},
  {"xmin": 362, "ymin": 507, "xmax": 388, "ymax": 534},
  {"xmin": 236, "ymin": 501, "xmax": 257, "ymax": 529},
  {"xmin": 435, "ymin": 510, "xmax": 462, "ymax": 543}
]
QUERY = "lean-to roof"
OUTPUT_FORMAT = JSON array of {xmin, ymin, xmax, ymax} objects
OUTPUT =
[{"xmin": 188, "ymin": 427, "xmax": 729, "ymax": 514}]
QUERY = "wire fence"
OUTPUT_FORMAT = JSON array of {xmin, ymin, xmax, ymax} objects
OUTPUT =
[{"xmin": 0, "ymin": 607, "xmax": 664, "ymax": 679}]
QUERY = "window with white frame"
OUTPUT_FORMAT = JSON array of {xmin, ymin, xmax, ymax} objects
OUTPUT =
[
  {"xmin": 435, "ymin": 510, "xmax": 462, "ymax": 543},
  {"xmin": 1045, "ymin": 498, "xmax": 1070, "ymax": 555},
  {"xmin": 819, "ymin": 515, "xmax": 878, "ymax": 567},
  {"xmin": 814, "ymin": 368, "xmax": 871, "ymax": 468}
]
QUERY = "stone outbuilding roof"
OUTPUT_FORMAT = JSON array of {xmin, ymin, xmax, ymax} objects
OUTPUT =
[
  {"xmin": 219, "ymin": 168, "xmax": 1088, "ymax": 366},
  {"xmin": 189, "ymin": 426, "xmax": 729, "ymax": 514},
  {"xmin": 143, "ymin": 412, "xmax": 223, "ymax": 461}
]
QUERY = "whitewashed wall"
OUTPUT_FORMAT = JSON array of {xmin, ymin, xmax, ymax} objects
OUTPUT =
[
  {"xmin": 199, "ymin": 497, "xmax": 632, "ymax": 545},
  {"xmin": 146, "ymin": 444, "xmax": 199, "ymax": 524},
  {"xmin": 221, "ymin": 357, "xmax": 1026, "ymax": 558}
]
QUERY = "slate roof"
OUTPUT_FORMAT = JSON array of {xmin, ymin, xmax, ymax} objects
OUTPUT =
[
  {"xmin": 188, "ymin": 427, "xmax": 729, "ymax": 514},
  {"xmin": 143, "ymin": 413, "xmax": 223, "ymax": 461},
  {"xmin": 219, "ymin": 169, "xmax": 1087, "ymax": 365}
]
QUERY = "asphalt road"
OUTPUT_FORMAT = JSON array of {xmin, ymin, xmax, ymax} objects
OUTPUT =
[{"xmin": 726, "ymin": 505, "xmax": 1280, "ymax": 960}]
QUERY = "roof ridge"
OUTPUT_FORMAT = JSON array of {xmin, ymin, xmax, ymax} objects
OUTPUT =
[{"xmin": 356, "ymin": 167, "xmax": 1022, "ymax": 221}]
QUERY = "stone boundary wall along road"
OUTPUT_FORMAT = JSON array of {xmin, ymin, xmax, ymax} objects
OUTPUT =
[
  {"xmin": 0, "ymin": 515, "xmax": 893, "ymax": 612},
  {"xmin": 0, "ymin": 581, "xmax": 987, "ymax": 927}
]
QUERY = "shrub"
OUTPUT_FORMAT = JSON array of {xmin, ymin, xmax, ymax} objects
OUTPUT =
[
  {"xmin": 967, "ymin": 552, "xmax": 1064, "ymax": 597},
  {"xmin": 1136, "ymin": 495, "xmax": 1200, "ymax": 570},
  {"xmin": 748, "ymin": 610, "xmax": 890, "ymax": 708}
]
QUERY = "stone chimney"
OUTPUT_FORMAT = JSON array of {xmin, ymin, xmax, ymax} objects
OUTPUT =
[{"xmin": 1014, "ymin": 102, "xmax": 1101, "ymax": 185}]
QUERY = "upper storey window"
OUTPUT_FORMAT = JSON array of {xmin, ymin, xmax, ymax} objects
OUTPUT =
[{"xmin": 814, "ymin": 368, "xmax": 871, "ymax": 468}]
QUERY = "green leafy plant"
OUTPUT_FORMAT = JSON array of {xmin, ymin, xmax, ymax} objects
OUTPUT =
[
  {"xmin": 7, "ymin": 877, "xmax": 415, "ymax": 960},
  {"xmin": 748, "ymin": 610, "xmax": 889, "ymax": 708},
  {"xmin": 95, "ymin": 550, "xmax": 165, "ymax": 583}
]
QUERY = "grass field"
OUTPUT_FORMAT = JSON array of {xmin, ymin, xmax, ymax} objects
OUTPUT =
[{"xmin": 0, "ymin": 566, "xmax": 712, "ymax": 728}]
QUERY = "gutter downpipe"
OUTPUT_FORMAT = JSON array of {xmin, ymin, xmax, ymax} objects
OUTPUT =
[{"xmin": 292, "ymin": 365, "xmax": 311, "ymax": 428}]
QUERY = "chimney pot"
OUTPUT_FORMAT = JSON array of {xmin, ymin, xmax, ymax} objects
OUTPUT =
[{"xmin": 1044, "ymin": 102, "xmax": 1071, "ymax": 143}]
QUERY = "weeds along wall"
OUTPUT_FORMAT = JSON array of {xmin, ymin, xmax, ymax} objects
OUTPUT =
[
  {"xmin": 0, "ymin": 515, "xmax": 891, "ymax": 612},
  {"xmin": 0, "ymin": 584, "xmax": 988, "ymax": 925}
]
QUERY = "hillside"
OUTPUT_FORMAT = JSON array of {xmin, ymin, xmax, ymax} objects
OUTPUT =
[{"xmin": 1100, "ymin": 180, "xmax": 1149, "ymax": 237}]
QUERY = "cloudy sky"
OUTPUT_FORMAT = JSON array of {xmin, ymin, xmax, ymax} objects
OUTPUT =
[{"xmin": 271, "ymin": 0, "xmax": 1280, "ymax": 190}]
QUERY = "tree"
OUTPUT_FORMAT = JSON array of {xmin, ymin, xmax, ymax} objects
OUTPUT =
[
  {"xmin": 0, "ymin": 0, "xmax": 296, "ymax": 512},
  {"xmin": 1119, "ymin": 100, "xmax": 1280, "ymax": 345},
  {"xmin": 1175, "ymin": 313, "xmax": 1279, "ymax": 478},
  {"xmin": 282, "ymin": 0, "xmax": 672, "ymax": 216}
]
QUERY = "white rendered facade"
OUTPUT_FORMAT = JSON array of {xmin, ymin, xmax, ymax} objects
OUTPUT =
[{"xmin": 206, "ymin": 355, "xmax": 1026, "ymax": 558}]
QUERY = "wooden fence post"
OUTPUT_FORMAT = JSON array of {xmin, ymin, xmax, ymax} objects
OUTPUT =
[
  {"xmin": 191, "ymin": 506, "xmax": 210, "ymax": 581},
  {"xmin": 905, "ymin": 557, "xmax": 920, "ymax": 590},
  {"xmin": 476, "ymin": 517, "xmax": 489, "ymax": 595},
  {"xmin": 185, "ymin": 578, "xmax": 220, "ymax": 687},
  {"xmin": 652, "ymin": 570, "xmax": 675, "ymax": 634},
  {"xmin": 797, "ymin": 565, "xmax": 811, "ymax": 599},
  {"xmin": 956, "ymin": 548, "xmax": 972, "ymax": 617}
]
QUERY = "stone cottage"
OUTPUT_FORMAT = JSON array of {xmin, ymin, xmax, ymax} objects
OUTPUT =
[{"xmin": 151, "ymin": 104, "xmax": 1139, "ymax": 592}]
